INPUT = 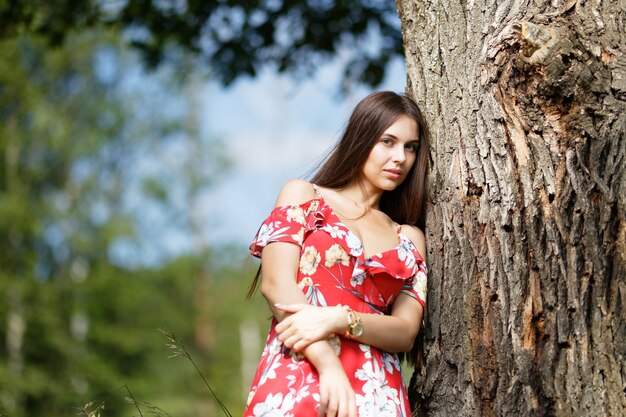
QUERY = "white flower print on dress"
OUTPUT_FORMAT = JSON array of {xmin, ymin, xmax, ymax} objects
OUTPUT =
[
  {"xmin": 252, "ymin": 392, "xmax": 284, "ymax": 417},
  {"xmin": 297, "ymin": 277, "xmax": 313, "ymax": 290},
  {"xmin": 354, "ymin": 360, "xmax": 401, "ymax": 417},
  {"xmin": 397, "ymin": 239, "xmax": 416, "ymax": 269},
  {"xmin": 322, "ymin": 224, "xmax": 346, "ymax": 239},
  {"xmin": 359, "ymin": 343, "xmax": 372, "ymax": 359},
  {"xmin": 255, "ymin": 222, "xmax": 291, "ymax": 248},
  {"xmin": 298, "ymin": 276, "xmax": 327, "ymax": 306},
  {"xmin": 413, "ymin": 269, "xmax": 427, "ymax": 304},
  {"xmin": 344, "ymin": 230, "xmax": 363, "ymax": 257},
  {"xmin": 269, "ymin": 336, "xmax": 282, "ymax": 354},
  {"xmin": 290, "ymin": 381, "xmax": 311, "ymax": 403},
  {"xmin": 286, "ymin": 206, "xmax": 306, "ymax": 225},
  {"xmin": 325, "ymin": 243, "xmax": 350, "ymax": 268},
  {"xmin": 259, "ymin": 354, "xmax": 282, "ymax": 386},
  {"xmin": 355, "ymin": 393, "xmax": 400, "ymax": 417},
  {"xmin": 299, "ymin": 246, "xmax": 321, "ymax": 275},
  {"xmin": 381, "ymin": 351, "xmax": 401, "ymax": 374},
  {"xmin": 247, "ymin": 389, "xmax": 257, "ymax": 406},
  {"xmin": 252, "ymin": 392, "xmax": 296, "ymax": 417},
  {"xmin": 351, "ymin": 263, "xmax": 366, "ymax": 287},
  {"xmin": 290, "ymin": 228, "xmax": 304, "ymax": 245},
  {"xmin": 365, "ymin": 259, "xmax": 386, "ymax": 270}
]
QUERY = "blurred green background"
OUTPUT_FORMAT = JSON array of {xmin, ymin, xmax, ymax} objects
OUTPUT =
[{"xmin": 0, "ymin": 1, "xmax": 402, "ymax": 416}]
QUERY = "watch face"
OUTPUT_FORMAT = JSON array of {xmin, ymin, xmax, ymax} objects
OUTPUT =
[{"xmin": 352, "ymin": 323, "xmax": 364, "ymax": 337}]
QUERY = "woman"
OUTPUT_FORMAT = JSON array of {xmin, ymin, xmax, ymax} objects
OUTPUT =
[{"xmin": 244, "ymin": 91, "xmax": 429, "ymax": 417}]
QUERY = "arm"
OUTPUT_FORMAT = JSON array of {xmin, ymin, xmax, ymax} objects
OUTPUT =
[
  {"xmin": 259, "ymin": 179, "xmax": 357, "ymax": 417},
  {"xmin": 276, "ymin": 295, "xmax": 423, "ymax": 352},
  {"xmin": 349, "ymin": 224, "xmax": 426, "ymax": 351},
  {"xmin": 276, "ymin": 225, "xmax": 427, "ymax": 353}
]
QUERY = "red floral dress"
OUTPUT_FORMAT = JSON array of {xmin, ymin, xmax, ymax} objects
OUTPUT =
[{"xmin": 244, "ymin": 193, "xmax": 427, "ymax": 417}]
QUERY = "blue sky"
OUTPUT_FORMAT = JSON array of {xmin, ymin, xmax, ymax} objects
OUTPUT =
[
  {"xmin": 200, "ymin": 57, "xmax": 407, "ymax": 248},
  {"xmin": 107, "ymin": 53, "xmax": 407, "ymax": 268}
]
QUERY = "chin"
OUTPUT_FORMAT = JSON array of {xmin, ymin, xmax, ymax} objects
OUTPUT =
[{"xmin": 378, "ymin": 182, "xmax": 401, "ymax": 192}]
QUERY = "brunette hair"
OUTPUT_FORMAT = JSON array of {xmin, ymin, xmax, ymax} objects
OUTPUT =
[{"xmin": 311, "ymin": 91, "xmax": 430, "ymax": 229}]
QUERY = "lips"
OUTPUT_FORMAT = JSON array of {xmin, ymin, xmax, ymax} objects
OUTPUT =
[
  {"xmin": 384, "ymin": 168, "xmax": 402, "ymax": 175},
  {"xmin": 384, "ymin": 168, "xmax": 403, "ymax": 179}
]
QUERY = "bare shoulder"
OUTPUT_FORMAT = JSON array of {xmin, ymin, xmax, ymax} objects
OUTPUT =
[
  {"xmin": 274, "ymin": 178, "xmax": 317, "ymax": 207},
  {"xmin": 399, "ymin": 225, "xmax": 427, "ymax": 260}
]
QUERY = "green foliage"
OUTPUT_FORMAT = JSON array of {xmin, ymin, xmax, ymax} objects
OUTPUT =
[
  {"xmin": 0, "ymin": 1, "xmax": 402, "ymax": 89},
  {"xmin": 0, "ymin": 2, "xmax": 390, "ymax": 415},
  {"xmin": 0, "ymin": 27, "xmax": 261, "ymax": 416}
]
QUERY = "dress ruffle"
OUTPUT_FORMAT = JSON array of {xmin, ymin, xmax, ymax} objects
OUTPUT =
[{"xmin": 249, "ymin": 197, "xmax": 427, "ymax": 309}]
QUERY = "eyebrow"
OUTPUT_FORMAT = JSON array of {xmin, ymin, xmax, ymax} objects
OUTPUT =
[{"xmin": 383, "ymin": 133, "xmax": 420, "ymax": 142}]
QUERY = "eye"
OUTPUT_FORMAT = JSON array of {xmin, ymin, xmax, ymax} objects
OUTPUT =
[
  {"xmin": 405, "ymin": 142, "xmax": 419, "ymax": 153},
  {"xmin": 380, "ymin": 137, "xmax": 394, "ymax": 145}
]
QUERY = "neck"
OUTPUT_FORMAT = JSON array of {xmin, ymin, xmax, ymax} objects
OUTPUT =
[{"xmin": 339, "ymin": 180, "xmax": 383, "ymax": 211}]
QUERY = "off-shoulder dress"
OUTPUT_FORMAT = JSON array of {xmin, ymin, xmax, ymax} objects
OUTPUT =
[{"xmin": 244, "ymin": 189, "xmax": 428, "ymax": 417}]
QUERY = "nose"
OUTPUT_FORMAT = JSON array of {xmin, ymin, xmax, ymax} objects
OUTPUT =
[{"xmin": 392, "ymin": 144, "xmax": 406, "ymax": 163}]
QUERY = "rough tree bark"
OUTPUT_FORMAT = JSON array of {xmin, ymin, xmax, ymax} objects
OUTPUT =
[{"xmin": 396, "ymin": 1, "xmax": 625, "ymax": 416}]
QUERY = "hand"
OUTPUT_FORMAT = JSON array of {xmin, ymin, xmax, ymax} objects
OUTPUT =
[
  {"xmin": 317, "ymin": 360, "xmax": 357, "ymax": 417},
  {"xmin": 274, "ymin": 304, "xmax": 346, "ymax": 352}
]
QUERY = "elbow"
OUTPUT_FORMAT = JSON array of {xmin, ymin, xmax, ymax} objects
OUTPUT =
[
  {"xmin": 400, "ymin": 318, "xmax": 422, "ymax": 352},
  {"xmin": 388, "ymin": 339, "xmax": 414, "ymax": 354},
  {"xmin": 260, "ymin": 275, "xmax": 287, "ymax": 303},
  {"xmin": 399, "ymin": 337, "xmax": 415, "ymax": 353},
  {"xmin": 260, "ymin": 277, "xmax": 275, "ymax": 300},
  {"xmin": 405, "ymin": 338, "xmax": 415, "ymax": 353},
  {"xmin": 397, "ymin": 327, "xmax": 419, "ymax": 352},
  {"xmin": 385, "ymin": 333, "xmax": 416, "ymax": 353}
]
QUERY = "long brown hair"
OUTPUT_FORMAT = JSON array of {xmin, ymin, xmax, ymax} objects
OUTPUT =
[{"xmin": 311, "ymin": 91, "xmax": 430, "ymax": 229}]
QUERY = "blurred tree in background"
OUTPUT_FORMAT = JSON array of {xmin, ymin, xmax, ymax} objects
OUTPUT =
[
  {"xmin": 1, "ymin": 0, "xmax": 401, "ymax": 90},
  {"xmin": 0, "ymin": 29, "xmax": 267, "ymax": 416},
  {"xmin": 0, "ymin": 1, "xmax": 404, "ymax": 416}
]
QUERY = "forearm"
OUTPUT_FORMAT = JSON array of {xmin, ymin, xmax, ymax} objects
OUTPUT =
[
  {"xmin": 346, "ymin": 311, "xmax": 421, "ymax": 352},
  {"xmin": 259, "ymin": 244, "xmax": 344, "ymax": 372},
  {"xmin": 327, "ymin": 296, "xmax": 424, "ymax": 353},
  {"xmin": 260, "ymin": 268, "xmax": 313, "ymax": 322},
  {"xmin": 262, "ymin": 278, "xmax": 343, "ymax": 369}
]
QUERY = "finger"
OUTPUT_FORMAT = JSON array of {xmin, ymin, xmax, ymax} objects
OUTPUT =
[
  {"xmin": 327, "ymin": 391, "xmax": 338, "ymax": 417},
  {"xmin": 318, "ymin": 386, "xmax": 329, "ymax": 417},
  {"xmin": 275, "ymin": 320, "xmax": 288, "ymax": 334},
  {"xmin": 318, "ymin": 402, "xmax": 325, "ymax": 417},
  {"xmin": 292, "ymin": 338, "xmax": 309, "ymax": 352},
  {"xmin": 337, "ymin": 392, "xmax": 347, "ymax": 417},
  {"xmin": 348, "ymin": 390, "xmax": 357, "ymax": 417},
  {"xmin": 293, "ymin": 335, "xmax": 315, "ymax": 352},
  {"xmin": 341, "ymin": 388, "xmax": 355, "ymax": 417},
  {"xmin": 339, "ymin": 387, "xmax": 352, "ymax": 417},
  {"xmin": 276, "ymin": 320, "xmax": 296, "ymax": 339},
  {"xmin": 283, "ymin": 334, "xmax": 301, "ymax": 349},
  {"xmin": 274, "ymin": 303, "xmax": 308, "ymax": 312}
]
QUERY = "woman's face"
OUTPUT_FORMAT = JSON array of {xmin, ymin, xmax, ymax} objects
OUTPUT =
[{"xmin": 361, "ymin": 115, "xmax": 419, "ymax": 192}]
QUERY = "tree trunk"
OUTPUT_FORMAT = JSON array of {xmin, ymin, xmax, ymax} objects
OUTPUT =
[{"xmin": 396, "ymin": 1, "xmax": 625, "ymax": 416}]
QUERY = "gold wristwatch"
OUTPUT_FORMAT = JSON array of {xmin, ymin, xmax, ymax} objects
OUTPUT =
[{"xmin": 343, "ymin": 306, "xmax": 364, "ymax": 339}]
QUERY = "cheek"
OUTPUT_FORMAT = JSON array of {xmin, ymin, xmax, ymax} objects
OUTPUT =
[
  {"xmin": 406, "ymin": 153, "xmax": 417, "ymax": 168},
  {"xmin": 365, "ymin": 147, "xmax": 386, "ymax": 166}
]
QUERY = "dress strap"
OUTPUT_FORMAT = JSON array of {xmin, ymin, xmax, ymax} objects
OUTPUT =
[{"xmin": 311, "ymin": 183, "xmax": 323, "ymax": 198}]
